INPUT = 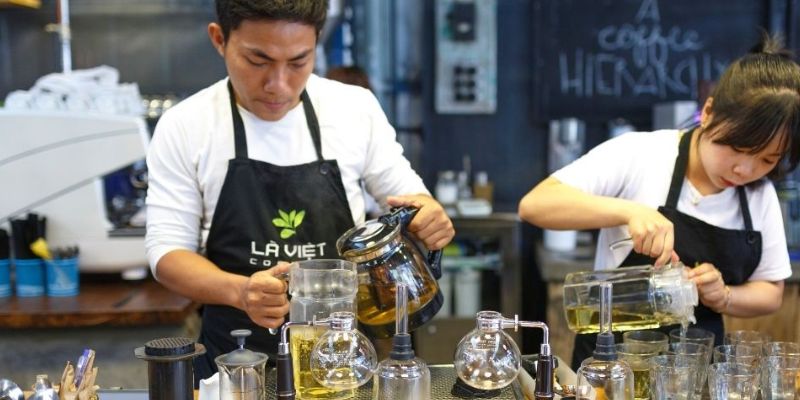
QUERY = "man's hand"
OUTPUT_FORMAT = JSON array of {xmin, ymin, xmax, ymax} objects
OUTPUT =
[
  {"xmin": 239, "ymin": 262, "xmax": 291, "ymax": 329},
  {"xmin": 387, "ymin": 194, "xmax": 455, "ymax": 250},
  {"xmin": 687, "ymin": 262, "xmax": 728, "ymax": 312}
]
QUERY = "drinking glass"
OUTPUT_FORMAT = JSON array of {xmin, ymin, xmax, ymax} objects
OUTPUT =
[
  {"xmin": 761, "ymin": 355, "xmax": 800, "ymax": 400},
  {"xmin": 616, "ymin": 343, "xmax": 659, "ymax": 400},
  {"xmin": 713, "ymin": 344, "xmax": 760, "ymax": 368},
  {"xmin": 724, "ymin": 330, "xmax": 771, "ymax": 349},
  {"xmin": 668, "ymin": 342, "xmax": 709, "ymax": 399},
  {"xmin": 764, "ymin": 342, "xmax": 800, "ymax": 357},
  {"xmin": 649, "ymin": 354, "xmax": 696, "ymax": 400},
  {"xmin": 623, "ymin": 330, "xmax": 669, "ymax": 354},
  {"xmin": 707, "ymin": 362, "xmax": 758, "ymax": 400}
]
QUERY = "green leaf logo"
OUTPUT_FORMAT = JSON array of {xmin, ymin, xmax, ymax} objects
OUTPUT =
[{"xmin": 272, "ymin": 209, "xmax": 305, "ymax": 239}]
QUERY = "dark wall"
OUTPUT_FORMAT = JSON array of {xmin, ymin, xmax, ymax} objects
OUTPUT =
[
  {"xmin": 0, "ymin": 0, "xmax": 225, "ymax": 99},
  {"xmin": 421, "ymin": 0, "xmax": 782, "ymax": 211},
  {"xmin": 421, "ymin": 0, "xmax": 544, "ymax": 213}
]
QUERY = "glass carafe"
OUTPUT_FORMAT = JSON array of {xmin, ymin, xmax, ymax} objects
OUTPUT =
[
  {"xmin": 563, "ymin": 264, "xmax": 697, "ymax": 334},
  {"xmin": 215, "ymin": 329, "xmax": 268, "ymax": 400},
  {"xmin": 337, "ymin": 206, "xmax": 443, "ymax": 338},
  {"xmin": 288, "ymin": 259, "xmax": 357, "ymax": 400}
]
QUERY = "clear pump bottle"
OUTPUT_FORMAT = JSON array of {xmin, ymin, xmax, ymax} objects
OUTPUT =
[
  {"xmin": 373, "ymin": 283, "xmax": 431, "ymax": 400},
  {"xmin": 575, "ymin": 282, "xmax": 634, "ymax": 400}
]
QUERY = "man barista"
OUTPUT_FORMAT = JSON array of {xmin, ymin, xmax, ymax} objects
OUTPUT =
[{"xmin": 144, "ymin": 0, "xmax": 455, "ymax": 382}]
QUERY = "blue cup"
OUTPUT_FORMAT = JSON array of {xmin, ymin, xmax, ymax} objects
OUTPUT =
[
  {"xmin": 0, "ymin": 259, "xmax": 10, "ymax": 297},
  {"xmin": 15, "ymin": 258, "xmax": 45, "ymax": 297},
  {"xmin": 46, "ymin": 257, "xmax": 79, "ymax": 297}
]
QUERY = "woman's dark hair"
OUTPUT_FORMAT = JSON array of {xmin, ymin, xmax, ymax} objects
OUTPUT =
[
  {"xmin": 701, "ymin": 32, "xmax": 800, "ymax": 179},
  {"xmin": 215, "ymin": 0, "xmax": 328, "ymax": 42}
]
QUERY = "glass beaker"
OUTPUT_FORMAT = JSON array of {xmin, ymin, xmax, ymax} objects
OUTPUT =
[
  {"xmin": 563, "ymin": 264, "xmax": 698, "ymax": 334},
  {"xmin": 288, "ymin": 259, "xmax": 358, "ymax": 400},
  {"xmin": 215, "ymin": 330, "xmax": 268, "ymax": 400}
]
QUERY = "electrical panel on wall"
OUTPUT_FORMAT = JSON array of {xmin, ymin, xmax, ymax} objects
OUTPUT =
[{"xmin": 435, "ymin": 0, "xmax": 497, "ymax": 114}]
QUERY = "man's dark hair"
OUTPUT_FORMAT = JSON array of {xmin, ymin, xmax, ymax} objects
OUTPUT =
[{"xmin": 215, "ymin": 0, "xmax": 328, "ymax": 41}]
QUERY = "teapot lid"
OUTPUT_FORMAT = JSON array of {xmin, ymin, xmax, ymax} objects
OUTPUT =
[
  {"xmin": 215, "ymin": 329, "xmax": 268, "ymax": 367},
  {"xmin": 336, "ymin": 219, "xmax": 401, "ymax": 257}
]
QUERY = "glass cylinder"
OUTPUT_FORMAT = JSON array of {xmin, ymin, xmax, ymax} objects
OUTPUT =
[
  {"xmin": 288, "ymin": 259, "xmax": 357, "ymax": 400},
  {"xmin": 563, "ymin": 264, "xmax": 697, "ymax": 334}
]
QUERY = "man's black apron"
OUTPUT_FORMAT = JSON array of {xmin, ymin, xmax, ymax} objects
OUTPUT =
[
  {"xmin": 570, "ymin": 129, "xmax": 762, "ymax": 370},
  {"xmin": 193, "ymin": 81, "xmax": 355, "ymax": 382}
]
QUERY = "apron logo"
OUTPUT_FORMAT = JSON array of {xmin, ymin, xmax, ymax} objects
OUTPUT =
[{"xmin": 272, "ymin": 209, "xmax": 306, "ymax": 239}]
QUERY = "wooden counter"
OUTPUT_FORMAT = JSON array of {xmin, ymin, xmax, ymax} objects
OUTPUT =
[{"xmin": 0, "ymin": 278, "xmax": 198, "ymax": 328}]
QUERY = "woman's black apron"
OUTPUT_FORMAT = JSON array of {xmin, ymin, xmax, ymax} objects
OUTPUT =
[
  {"xmin": 193, "ymin": 81, "xmax": 355, "ymax": 383},
  {"xmin": 570, "ymin": 129, "xmax": 762, "ymax": 370}
]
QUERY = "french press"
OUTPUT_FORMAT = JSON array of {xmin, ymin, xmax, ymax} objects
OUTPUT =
[
  {"xmin": 337, "ymin": 206, "xmax": 443, "ymax": 338},
  {"xmin": 215, "ymin": 329, "xmax": 268, "ymax": 400}
]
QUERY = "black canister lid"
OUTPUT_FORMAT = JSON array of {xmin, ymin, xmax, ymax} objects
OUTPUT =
[
  {"xmin": 144, "ymin": 337, "xmax": 195, "ymax": 357},
  {"xmin": 336, "ymin": 219, "xmax": 399, "ymax": 256}
]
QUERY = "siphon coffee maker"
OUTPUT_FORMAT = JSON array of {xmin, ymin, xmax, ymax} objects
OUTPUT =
[
  {"xmin": 287, "ymin": 259, "xmax": 358, "ymax": 399},
  {"xmin": 336, "ymin": 206, "xmax": 443, "ymax": 338},
  {"xmin": 575, "ymin": 282, "xmax": 635, "ymax": 400},
  {"xmin": 215, "ymin": 329, "xmax": 268, "ymax": 400}
]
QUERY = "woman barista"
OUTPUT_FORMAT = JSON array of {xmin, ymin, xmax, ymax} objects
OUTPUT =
[{"xmin": 519, "ymin": 34, "xmax": 800, "ymax": 370}]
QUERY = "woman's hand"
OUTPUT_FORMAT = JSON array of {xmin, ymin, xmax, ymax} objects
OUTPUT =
[
  {"xmin": 625, "ymin": 204, "xmax": 675, "ymax": 266},
  {"xmin": 687, "ymin": 262, "xmax": 729, "ymax": 313},
  {"xmin": 387, "ymin": 194, "xmax": 455, "ymax": 250}
]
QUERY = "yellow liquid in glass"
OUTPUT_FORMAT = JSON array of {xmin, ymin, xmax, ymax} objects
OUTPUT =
[
  {"xmin": 565, "ymin": 305, "xmax": 661, "ymax": 334},
  {"xmin": 290, "ymin": 326, "xmax": 354, "ymax": 400},
  {"xmin": 356, "ymin": 282, "xmax": 438, "ymax": 326},
  {"xmin": 631, "ymin": 367, "xmax": 650, "ymax": 400}
]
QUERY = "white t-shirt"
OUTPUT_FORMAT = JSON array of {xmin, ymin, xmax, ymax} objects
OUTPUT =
[
  {"xmin": 552, "ymin": 130, "xmax": 791, "ymax": 282},
  {"xmin": 145, "ymin": 74, "xmax": 428, "ymax": 276}
]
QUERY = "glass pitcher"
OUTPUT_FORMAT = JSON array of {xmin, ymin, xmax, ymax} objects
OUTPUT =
[
  {"xmin": 215, "ymin": 329, "xmax": 268, "ymax": 400},
  {"xmin": 336, "ymin": 206, "xmax": 443, "ymax": 339},
  {"xmin": 288, "ymin": 259, "xmax": 358, "ymax": 400},
  {"xmin": 563, "ymin": 263, "xmax": 698, "ymax": 334}
]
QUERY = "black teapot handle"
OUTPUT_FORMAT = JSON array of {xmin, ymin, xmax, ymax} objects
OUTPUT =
[{"xmin": 381, "ymin": 206, "xmax": 443, "ymax": 279}]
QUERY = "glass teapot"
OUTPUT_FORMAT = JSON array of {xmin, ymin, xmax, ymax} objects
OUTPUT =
[
  {"xmin": 563, "ymin": 263, "xmax": 698, "ymax": 334},
  {"xmin": 336, "ymin": 206, "xmax": 443, "ymax": 338}
]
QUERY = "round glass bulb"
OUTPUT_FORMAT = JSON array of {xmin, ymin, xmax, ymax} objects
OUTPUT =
[
  {"xmin": 453, "ymin": 314, "xmax": 521, "ymax": 390},
  {"xmin": 310, "ymin": 312, "xmax": 377, "ymax": 390}
]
